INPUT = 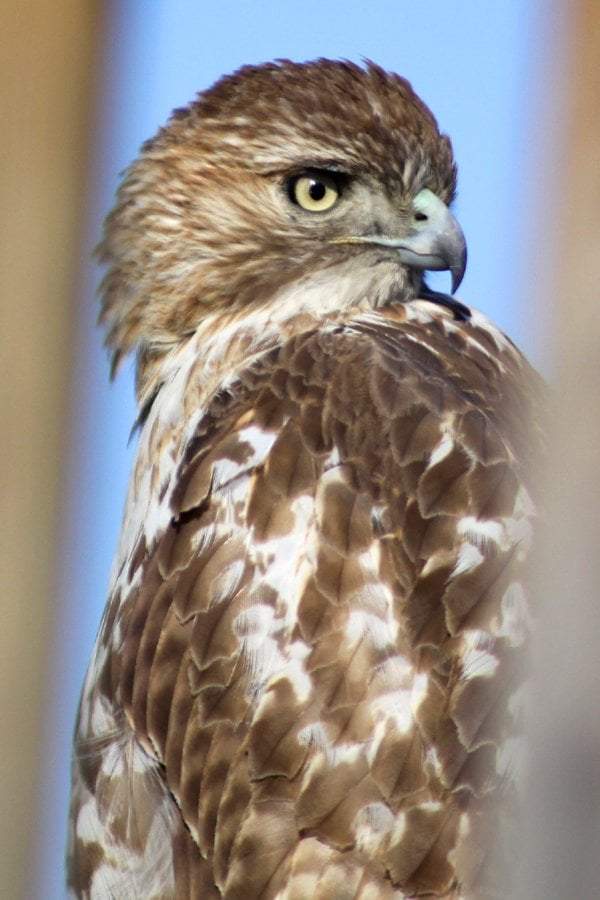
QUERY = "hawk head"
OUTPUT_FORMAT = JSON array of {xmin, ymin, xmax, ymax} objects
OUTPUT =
[{"xmin": 98, "ymin": 59, "xmax": 466, "ymax": 384}]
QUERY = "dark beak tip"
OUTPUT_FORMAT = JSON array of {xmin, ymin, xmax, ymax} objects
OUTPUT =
[{"xmin": 450, "ymin": 249, "xmax": 468, "ymax": 294}]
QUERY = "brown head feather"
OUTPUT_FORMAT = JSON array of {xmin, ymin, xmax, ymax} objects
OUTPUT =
[{"xmin": 97, "ymin": 60, "xmax": 456, "ymax": 384}]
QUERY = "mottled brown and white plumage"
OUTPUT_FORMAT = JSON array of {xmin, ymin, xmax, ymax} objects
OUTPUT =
[{"xmin": 68, "ymin": 60, "xmax": 544, "ymax": 898}]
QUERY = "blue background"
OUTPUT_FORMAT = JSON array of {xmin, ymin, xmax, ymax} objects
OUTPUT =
[{"xmin": 37, "ymin": 2, "xmax": 553, "ymax": 895}]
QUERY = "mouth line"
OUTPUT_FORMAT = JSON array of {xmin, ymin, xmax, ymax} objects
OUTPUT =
[{"xmin": 329, "ymin": 235, "xmax": 464, "ymax": 292}]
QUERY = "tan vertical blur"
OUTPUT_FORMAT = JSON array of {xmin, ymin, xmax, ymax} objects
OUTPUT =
[
  {"xmin": 0, "ymin": 4, "xmax": 100, "ymax": 897},
  {"xmin": 520, "ymin": 0, "xmax": 600, "ymax": 896}
]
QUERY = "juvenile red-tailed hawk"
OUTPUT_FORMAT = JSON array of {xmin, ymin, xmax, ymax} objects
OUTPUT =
[{"xmin": 68, "ymin": 60, "xmax": 544, "ymax": 898}]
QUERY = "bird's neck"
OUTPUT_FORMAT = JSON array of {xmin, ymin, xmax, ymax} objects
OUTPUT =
[{"xmin": 134, "ymin": 258, "xmax": 411, "ymax": 408}]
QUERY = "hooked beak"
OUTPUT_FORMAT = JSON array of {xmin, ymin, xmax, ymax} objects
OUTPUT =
[{"xmin": 332, "ymin": 189, "xmax": 467, "ymax": 293}]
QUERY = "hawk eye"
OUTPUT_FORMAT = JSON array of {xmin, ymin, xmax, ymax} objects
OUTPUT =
[{"xmin": 287, "ymin": 172, "xmax": 341, "ymax": 212}]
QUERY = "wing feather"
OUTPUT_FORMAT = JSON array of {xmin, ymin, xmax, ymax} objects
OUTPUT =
[{"xmin": 69, "ymin": 305, "xmax": 544, "ymax": 898}]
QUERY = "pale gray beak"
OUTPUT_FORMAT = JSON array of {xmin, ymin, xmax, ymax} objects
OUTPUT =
[{"xmin": 361, "ymin": 189, "xmax": 467, "ymax": 293}]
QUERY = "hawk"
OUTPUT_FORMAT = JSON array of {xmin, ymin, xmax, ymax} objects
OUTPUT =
[{"xmin": 68, "ymin": 60, "xmax": 544, "ymax": 898}]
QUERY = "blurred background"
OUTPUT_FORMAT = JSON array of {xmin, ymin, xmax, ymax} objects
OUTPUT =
[{"xmin": 2, "ymin": 1, "xmax": 598, "ymax": 897}]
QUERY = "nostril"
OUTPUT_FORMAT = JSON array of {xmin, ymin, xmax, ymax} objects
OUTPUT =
[{"xmin": 414, "ymin": 211, "xmax": 428, "ymax": 222}]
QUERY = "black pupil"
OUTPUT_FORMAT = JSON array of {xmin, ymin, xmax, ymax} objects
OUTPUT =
[{"xmin": 309, "ymin": 180, "xmax": 327, "ymax": 201}]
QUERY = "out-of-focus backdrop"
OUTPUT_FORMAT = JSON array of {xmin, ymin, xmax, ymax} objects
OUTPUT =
[{"xmin": 2, "ymin": 1, "xmax": 598, "ymax": 897}]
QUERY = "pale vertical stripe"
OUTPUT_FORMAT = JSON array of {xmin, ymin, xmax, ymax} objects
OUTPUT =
[
  {"xmin": 0, "ymin": 4, "xmax": 100, "ymax": 898},
  {"xmin": 518, "ymin": 0, "xmax": 600, "ymax": 895}
]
